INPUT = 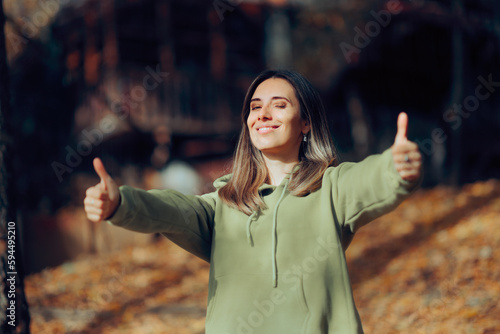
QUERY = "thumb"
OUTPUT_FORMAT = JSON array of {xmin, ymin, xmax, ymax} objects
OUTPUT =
[
  {"xmin": 93, "ymin": 157, "xmax": 110, "ymax": 191},
  {"xmin": 395, "ymin": 112, "xmax": 408, "ymax": 144}
]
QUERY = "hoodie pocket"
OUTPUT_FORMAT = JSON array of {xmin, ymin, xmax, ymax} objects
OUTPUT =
[{"xmin": 206, "ymin": 273, "xmax": 310, "ymax": 334}]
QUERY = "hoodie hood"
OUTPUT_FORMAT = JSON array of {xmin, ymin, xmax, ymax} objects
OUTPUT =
[
  {"xmin": 212, "ymin": 173, "xmax": 232, "ymax": 190},
  {"xmin": 212, "ymin": 173, "xmax": 286, "ymax": 192}
]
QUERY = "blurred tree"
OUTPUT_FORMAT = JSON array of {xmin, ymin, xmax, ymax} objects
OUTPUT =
[
  {"xmin": 448, "ymin": 0, "xmax": 465, "ymax": 186},
  {"xmin": 0, "ymin": 0, "xmax": 30, "ymax": 333}
]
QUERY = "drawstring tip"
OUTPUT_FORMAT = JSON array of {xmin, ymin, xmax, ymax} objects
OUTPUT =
[{"xmin": 247, "ymin": 235, "xmax": 254, "ymax": 247}]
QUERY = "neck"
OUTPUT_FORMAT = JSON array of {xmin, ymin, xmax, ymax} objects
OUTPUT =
[{"xmin": 262, "ymin": 154, "xmax": 299, "ymax": 186}]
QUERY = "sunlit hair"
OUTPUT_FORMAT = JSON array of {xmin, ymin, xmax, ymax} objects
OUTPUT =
[{"xmin": 219, "ymin": 69, "xmax": 339, "ymax": 215}]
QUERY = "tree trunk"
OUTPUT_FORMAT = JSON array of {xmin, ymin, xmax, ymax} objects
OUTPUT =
[
  {"xmin": 448, "ymin": 0, "xmax": 464, "ymax": 186},
  {"xmin": 0, "ymin": 0, "xmax": 31, "ymax": 333}
]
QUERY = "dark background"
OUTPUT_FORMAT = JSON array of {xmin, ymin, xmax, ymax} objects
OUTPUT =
[{"xmin": 2, "ymin": 0, "xmax": 500, "ymax": 273}]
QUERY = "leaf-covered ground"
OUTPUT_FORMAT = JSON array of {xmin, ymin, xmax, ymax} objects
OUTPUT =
[{"xmin": 26, "ymin": 180, "xmax": 500, "ymax": 333}]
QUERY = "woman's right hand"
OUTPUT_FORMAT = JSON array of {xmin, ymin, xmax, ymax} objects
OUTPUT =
[{"xmin": 84, "ymin": 158, "xmax": 121, "ymax": 222}]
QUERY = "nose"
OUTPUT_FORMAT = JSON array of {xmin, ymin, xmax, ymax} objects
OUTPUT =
[{"xmin": 258, "ymin": 104, "xmax": 272, "ymax": 121}]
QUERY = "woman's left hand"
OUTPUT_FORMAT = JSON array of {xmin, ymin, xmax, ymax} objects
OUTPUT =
[{"xmin": 391, "ymin": 112, "xmax": 422, "ymax": 182}]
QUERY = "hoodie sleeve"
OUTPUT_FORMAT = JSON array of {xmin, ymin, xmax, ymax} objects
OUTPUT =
[
  {"xmin": 329, "ymin": 148, "xmax": 421, "ymax": 248},
  {"xmin": 107, "ymin": 185, "xmax": 216, "ymax": 262}
]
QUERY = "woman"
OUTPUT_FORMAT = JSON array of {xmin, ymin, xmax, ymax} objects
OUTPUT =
[{"xmin": 84, "ymin": 70, "xmax": 422, "ymax": 334}]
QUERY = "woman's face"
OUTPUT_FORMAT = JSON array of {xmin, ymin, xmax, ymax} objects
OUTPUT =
[{"xmin": 247, "ymin": 78, "xmax": 310, "ymax": 161}]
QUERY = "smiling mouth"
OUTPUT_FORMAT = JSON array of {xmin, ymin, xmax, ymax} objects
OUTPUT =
[{"xmin": 256, "ymin": 125, "xmax": 280, "ymax": 134}]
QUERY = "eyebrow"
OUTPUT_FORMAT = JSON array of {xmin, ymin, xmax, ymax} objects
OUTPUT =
[{"xmin": 250, "ymin": 96, "xmax": 292, "ymax": 104}]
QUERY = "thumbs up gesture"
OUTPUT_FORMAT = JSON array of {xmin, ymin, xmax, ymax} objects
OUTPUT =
[
  {"xmin": 391, "ymin": 112, "xmax": 422, "ymax": 182},
  {"xmin": 84, "ymin": 158, "xmax": 121, "ymax": 222}
]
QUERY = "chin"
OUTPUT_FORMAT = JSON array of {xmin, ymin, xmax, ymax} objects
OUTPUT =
[{"xmin": 253, "ymin": 141, "xmax": 279, "ymax": 151}]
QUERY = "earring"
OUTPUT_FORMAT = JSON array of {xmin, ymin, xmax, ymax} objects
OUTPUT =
[{"xmin": 303, "ymin": 134, "xmax": 307, "ymax": 142}]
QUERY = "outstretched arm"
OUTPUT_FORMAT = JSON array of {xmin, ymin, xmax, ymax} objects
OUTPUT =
[
  {"xmin": 330, "ymin": 112, "xmax": 422, "ymax": 248},
  {"xmin": 83, "ymin": 158, "xmax": 215, "ymax": 262}
]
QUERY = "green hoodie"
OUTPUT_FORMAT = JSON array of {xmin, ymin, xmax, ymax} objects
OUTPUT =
[{"xmin": 108, "ymin": 148, "xmax": 419, "ymax": 334}]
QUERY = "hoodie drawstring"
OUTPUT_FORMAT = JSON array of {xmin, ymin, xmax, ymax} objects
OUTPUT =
[
  {"xmin": 245, "ymin": 178, "xmax": 289, "ymax": 288},
  {"xmin": 272, "ymin": 178, "xmax": 289, "ymax": 287},
  {"xmin": 246, "ymin": 211, "xmax": 257, "ymax": 246}
]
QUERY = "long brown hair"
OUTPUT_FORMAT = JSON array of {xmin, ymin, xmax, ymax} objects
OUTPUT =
[{"xmin": 219, "ymin": 70, "xmax": 339, "ymax": 215}]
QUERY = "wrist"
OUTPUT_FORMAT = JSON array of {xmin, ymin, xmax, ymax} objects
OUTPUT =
[{"xmin": 105, "ymin": 193, "xmax": 121, "ymax": 220}]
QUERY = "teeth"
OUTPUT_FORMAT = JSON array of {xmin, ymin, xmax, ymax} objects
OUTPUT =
[{"xmin": 259, "ymin": 127, "xmax": 274, "ymax": 131}]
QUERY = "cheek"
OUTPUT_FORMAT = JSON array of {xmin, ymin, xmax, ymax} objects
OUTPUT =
[
  {"xmin": 246, "ymin": 114, "xmax": 255, "ymax": 128},
  {"xmin": 286, "ymin": 114, "xmax": 304, "ymax": 132}
]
